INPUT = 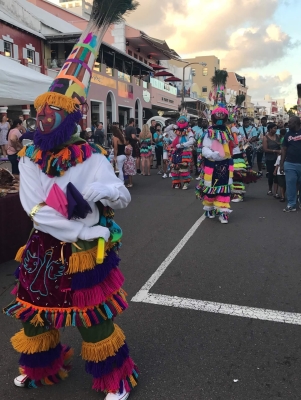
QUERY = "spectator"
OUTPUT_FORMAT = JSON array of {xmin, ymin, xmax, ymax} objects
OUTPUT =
[
  {"xmin": 112, "ymin": 125, "xmax": 126, "ymax": 183},
  {"xmin": 150, "ymin": 119, "xmax": 157, "ymax": 168},
  {"xmin": 239, "ymin": 117, "xmax": 258, "ymax": 167},
  {"xmin": 124, "ymin": 137, "xmax": 136, "ymax": 188},
  {"xmin": 257, "ymin": 117, "xmax": 268, "ymax": 175},
  {"xmin": 153, "ymin": 124, "xmax": 163, "ymax": 174},
  {"xmin": 280, "ymin": 116, "xmax": 301, "ymax": 212},
  {"xmin": 274, "ymin": 154, "xmax": 286, "ymax": 202},
  {"xmin": 0, "ymin": 115, "xmax": 9, "ymax": 158},
  {"xmin": 263, "ymin": 123, "xmax": 281, "ymax": 196},
  {"xmin": 18, "ymin": 115, "xmax": 27, "ymax": 133},
  {"xmin": 125, "ymin": 118, "xmax": 141, "ymax": 174},
  {"xmin": 162, "ymin": 131, "xmax": 172, "ymax": 179},
  {"xmin": 94, "ymin": 122, "xmax": 105, "ymax": 146},
  {"xmin": 139, "ymin": 124, "xmax": 152, "ymax": 176},
  {"xmin": 7, "ymin": 119, "xmax": 23, "ymax": 176}
]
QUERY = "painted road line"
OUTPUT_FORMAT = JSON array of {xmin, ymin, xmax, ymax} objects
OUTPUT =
[
  {"xmin": 131, "ymin": 214, "xmax": 206, "ymax": 303},
  {"xmin": 140, "ymin": 293, "xmax": 301, "ymax": 326}
]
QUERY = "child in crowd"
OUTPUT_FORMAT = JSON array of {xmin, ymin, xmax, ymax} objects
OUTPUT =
[
  {"xmin": 124, "ymin": 138, "xmax": 136, "ymax": 188},
  {"xmin": 162, "ymin": 132, "xmax": 172, "ymax": 179},
  {"xmin": 274, "ymin": 153, "xmax": 286, "ymax": 202}
]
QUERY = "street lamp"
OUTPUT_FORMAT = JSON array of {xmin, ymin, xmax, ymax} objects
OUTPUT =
[{"xmin": 181, "ymin": 62, "xmax": 207, "ymax": 111}]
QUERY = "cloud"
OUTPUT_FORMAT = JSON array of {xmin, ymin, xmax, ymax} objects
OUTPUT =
[
  {"xmin": 126, "ymin": 0, "xmax": 299, "ymax": 70},
  {"xmin": 245, "ymin": 71, "xmax": 293, "ymax": 100},
  {"xmin": 222, "ymin": 24, "xmax": 298, "ymax": 70}
]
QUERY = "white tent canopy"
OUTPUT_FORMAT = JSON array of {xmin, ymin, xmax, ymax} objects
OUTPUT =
[{"xmin": 0, "ymin": 55, "xmax": 53, "ymax": 106}]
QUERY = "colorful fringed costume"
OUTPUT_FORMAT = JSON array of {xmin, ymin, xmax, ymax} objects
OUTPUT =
[
  {"xmin": 196, "ymin": 107, "xmax": 235, "ymax": 223},
  {"xmin": 170, "ymin": 116, "xmax": 195, "ymax": 189},
  {"xmin": 3, "ymin": 1, "xmax": 139, "ymax": 399},
  {"xmin": 231, "ymin": 126, "xmax": 260, "ymax": 203}
]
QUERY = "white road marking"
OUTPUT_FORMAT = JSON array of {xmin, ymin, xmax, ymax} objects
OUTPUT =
[
  {"xmin": 132, "ymin": 214, "xmax": 301, "ymax": 325},
  {"xmin": 138, "ymin": 293, "xmax": 301, "ymax": 326},
  {"xmin": 131, "ymin": 214, "xmax": 206, "ymax": 303}
]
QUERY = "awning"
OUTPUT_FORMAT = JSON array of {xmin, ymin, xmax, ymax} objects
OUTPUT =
[{"xmin": 0, "ymin": 55, "xmax": 53, "ymax": 106}]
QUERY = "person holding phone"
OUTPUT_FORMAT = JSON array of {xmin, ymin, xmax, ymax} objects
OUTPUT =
[{"xmin": 153, "ymin": 124, "xmax": 164, "ymax": 174}]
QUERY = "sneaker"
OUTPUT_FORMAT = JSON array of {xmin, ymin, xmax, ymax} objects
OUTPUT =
[
  {"xmin": 231, "ymin": 194, "xmax": 243, "ymax": 203},
  {"xmin": 283, "ymin": 206, "xmax": 296, "ymax": 212},
  {"xmin": 174, "ymin": 184, "xmax": 181, "ymax": 189},
  {"xmin": 219, "ymin": 214, "xmax": 229, "ymax": 224},
  {"xmin": 14, "ymin": 374, "xmax": 30, "ymax": 388},
  {"xmin": 157, "ymin": 170, "xmax": 163, "ymax": 175},
  {"xmin": 162, "ymin": 173, "xmax": 167, "ymax": 179},
  {"xmin": 205, "ymin": 210, "xmax": 215, "ymax": 219},
  {"xmin": 105, "ymin": 388, "xmax": 130, "ymax": 400},
  {"xmin": 257, "ymin": 171, "xmax": 263, "ymax": 177},
  {"xmin": 182, "ymin": 183, "xmax": 189, "ymax": 190},
  {"xmin": 137, "ymin": 169, "xmax": 142, "ymax": 175},
  {"xmin": 196, "ymin": 176, "xmax": 201, "ymax": 181},
  {"xmin": 169, "ymin": 173, "xmax": 172, "ymax": 178}
]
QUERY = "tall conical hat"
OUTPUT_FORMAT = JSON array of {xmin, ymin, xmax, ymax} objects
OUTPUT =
[{"xmin": 34, "ymin": 0, "xmax": 139, "ymax": 150}]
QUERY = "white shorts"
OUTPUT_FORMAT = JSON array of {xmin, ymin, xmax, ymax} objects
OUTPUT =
[{"xmin": 163, "ymin": 152, "xmax": 168, "ymax": 160}]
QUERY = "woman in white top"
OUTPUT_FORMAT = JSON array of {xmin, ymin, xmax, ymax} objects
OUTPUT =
[{"xmin": 0, "ymin": 115, "xmax": 10, "ymax": 157}]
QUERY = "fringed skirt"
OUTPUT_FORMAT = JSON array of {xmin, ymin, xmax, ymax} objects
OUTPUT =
[
  {"xmin": 5, "ymin": 230, "xmax": 128, "ymax": 329},
  {"xmin": 196, "ymin": 158, "xmax": 233, "ymax": 213}
]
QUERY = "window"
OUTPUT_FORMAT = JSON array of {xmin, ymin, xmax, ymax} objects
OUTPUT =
[
  {"xmin": 202, "ymin": 86, "xmax": 207, "ymax": 93},
  {"xmin": 134, "ymin": 53, "xmax": 138, "ymax": 59},
  {"xmin": 202, "ymin": 67, "xmax": 208, "ymax": 76},
  {"xmin": 27, "ymin": 49, "xmax": 35, "ymax": 64},
  {"xmin": 4, "ymin": 41, "xmax": 12, "ymax": 57},
  {"xmin": 139, "ymin": 56, "xmax": 143, "ymax": 62},
  {"xmin": 128, "ymin": 50, "xmax": 132, "ymax": 56},
  {"xmin": 144, "ymin": 59, "xmax": 147, "ymax": 64}
]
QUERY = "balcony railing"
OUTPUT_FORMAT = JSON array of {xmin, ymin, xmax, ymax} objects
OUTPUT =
[
  {"xmin": 150, "ymin": 77, "xmax": 177, "ymax": 96},
  {"xmin": 28, "ymin": 63, "xmax": 41, "ymax": 73}
]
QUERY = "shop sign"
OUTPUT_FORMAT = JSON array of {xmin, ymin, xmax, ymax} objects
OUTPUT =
[
  {"xmin": 143, "ymin": 90, "xmax": 151, "ymax": 103},
  {"xmin": 91, "ymin": 72, "xmax": 117, "ymax": 89}
]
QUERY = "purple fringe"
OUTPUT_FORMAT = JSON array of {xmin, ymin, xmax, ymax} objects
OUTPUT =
[
  {"xmin": 85, "ymin": 343, "xmax": 129, "ymax": 379},
  {"xmin": 71, "ymin": 251, "xmax": 120, "ymax": 291},
  {"xmin": 19, "ymin": 343, "xmax": 63, "ymax": 368},
  {"xmin": 34, "ymin": 110, "xmax": 82, "ymax": 151},
  {"xmin": 14, "ymin": 266, "xmax": 20, "ymax": 279}
]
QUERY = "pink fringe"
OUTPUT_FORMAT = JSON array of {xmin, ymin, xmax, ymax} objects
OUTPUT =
[
  {"xmin": 216, "ymin": 195, "xmax": 231, "ymax": 202},
  {"xmin": 72, "ymin": 268, "xmax": 125, "ymax": 308},
  {"xmin": 92, "ymin": 357, "xmax": 134, "ymax": 392},
  {"xmin": 21, "ymin": 347, "xmax": 68, "ymax": 381},
  {"xmin": 11, "ymin": 285, "xmax": 18, "ymax": 296}
]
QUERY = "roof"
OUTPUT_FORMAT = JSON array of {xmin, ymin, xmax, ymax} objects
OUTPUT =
[
  {"xmin": 16, "ymin": 0, "xmax": 82, "ymax": 34},
  {"xmin": 0, "ymin": 7, "xmax": 46, "ymax": 39},
  {"xmin": 0, "ymin": 55, "xmax": 52, "ymax": 105}
]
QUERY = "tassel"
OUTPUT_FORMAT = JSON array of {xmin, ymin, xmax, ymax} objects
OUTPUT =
[
  {"xmin": 11, "ymin": 329, "xmax": 60, "ymax": 354},
  {"xmin": 67, "ymin": 246, "xmax": 97, "ymax": 274},
  {"xmin": 30, "ymin": 312, "xmax": 45, "ymax": 327},
  {"xmin": 18, "ymin": 147, "xmax": 27, "ymax": 158},
  {"xmin": 81, "ymin": 324, "xmax": 125, "ymax": 363},
  {"xmin": 15, "ymin": 245, "xmax": 26, "ymax": 262}
]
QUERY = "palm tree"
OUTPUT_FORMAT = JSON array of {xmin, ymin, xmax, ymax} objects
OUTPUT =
[
  {"xmin": 211, "ymin": 70, "xmax": 228, "ymax": 105},
  {"xmin": 236, "ymin": 94, "xmax": 246, "ymax": 106}
]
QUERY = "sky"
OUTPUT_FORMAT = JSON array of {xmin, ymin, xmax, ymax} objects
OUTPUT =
[{"xmin": 48, "ymin": 0, "xmax": 300, "ymax": 106}]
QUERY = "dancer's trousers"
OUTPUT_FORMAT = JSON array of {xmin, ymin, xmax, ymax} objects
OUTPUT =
[{"xmin": 11, "ymin": 318, "xmax": 138, "ymax": 393}]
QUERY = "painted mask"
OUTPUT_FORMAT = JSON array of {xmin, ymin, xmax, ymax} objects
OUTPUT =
[{"xmin": 37, "ymin": 104, "xmax": 67, "ymax": 134}]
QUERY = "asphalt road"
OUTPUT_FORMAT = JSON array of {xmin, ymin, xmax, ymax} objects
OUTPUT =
[{"xmin": 1, "ymin": 171, "xmax": 301, "ymax": 400}]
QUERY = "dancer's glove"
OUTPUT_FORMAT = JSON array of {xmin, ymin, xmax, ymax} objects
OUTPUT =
[
  {"xmin": 78, "ymin": 226, "xmax": 110, "ymax": 242},
  {"xmin": 82, "ymin": 182, "xmax": 119, "ymax": 203},
  {"xmin": 176, "ymin": 144, "xmax": 183, "ymax": 149}
]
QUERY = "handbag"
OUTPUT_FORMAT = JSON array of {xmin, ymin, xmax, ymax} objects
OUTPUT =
[{"xmin": 172, "ymin": 149, "xmax": 183, "ymax": 164}]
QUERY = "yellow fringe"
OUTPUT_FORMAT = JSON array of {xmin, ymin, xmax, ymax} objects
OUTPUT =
[
  {"xmin": 30, "ymin": 312, "xmax": 45, "ymax": 327},
  {"xmin": 81, "ymin": 324, "xmax": 125, "ymax": 362},
  {"xmin": 129, "ymin": 375, "xmax": 138, "ymax": 388},
  {"xmin": 11, "ymin": 329, "xmax": 60, "ymax": 354},
  {"xmin": 15, "ymin": 245, "xmax": 26, "ymax": 263},
  {"xmin": 18, "ymin": 147, "xmax": 27, "ymax": 158},
  {"xmin": 34, "ymin": 92, "xmax": 78, "ymax": 113},
  {"xmin": 66, "ymin": 242, "xmax": 116, "ymax": 274}
]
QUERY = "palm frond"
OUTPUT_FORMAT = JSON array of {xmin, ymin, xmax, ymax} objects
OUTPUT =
[
  {"xmin": 211, "ymin": 69, "xmax": 228, "ymax": 89},
  {"xmin": 236, "ymin": 94, "xmax": 246, "ymax": 106}
]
